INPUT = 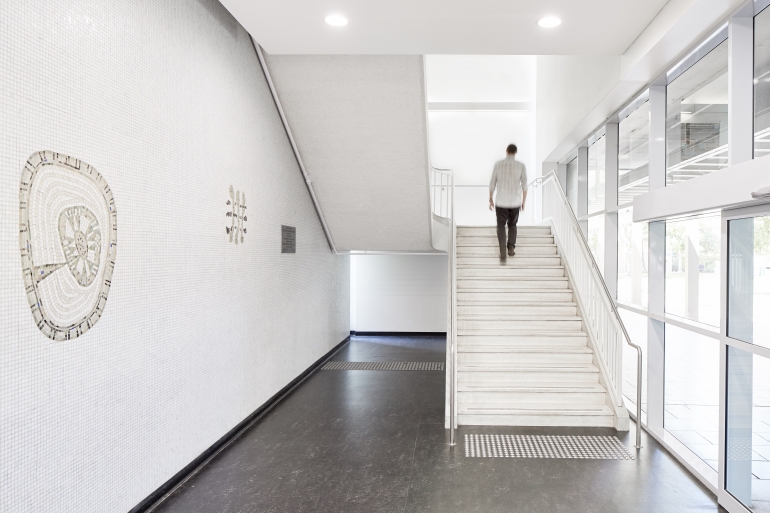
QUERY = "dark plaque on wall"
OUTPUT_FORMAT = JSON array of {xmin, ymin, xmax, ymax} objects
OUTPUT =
[{"xmin": 281, "ymin": 225, "xmax": 296, "ymax": 253}]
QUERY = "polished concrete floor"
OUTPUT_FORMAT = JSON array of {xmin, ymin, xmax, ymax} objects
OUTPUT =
[{"xmin": 151, "ymin": 335, "xmax": 724, "ymax": 513}]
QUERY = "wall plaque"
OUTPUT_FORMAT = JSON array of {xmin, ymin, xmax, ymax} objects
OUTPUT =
[{"xmin": 281, "ymin": 225, "xmax": 296, "ymax": 253}]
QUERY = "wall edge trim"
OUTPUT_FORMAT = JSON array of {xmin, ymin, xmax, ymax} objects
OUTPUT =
[{"xmin": 129, "ymin": 336, "xmax": 351, "ymax": 513}]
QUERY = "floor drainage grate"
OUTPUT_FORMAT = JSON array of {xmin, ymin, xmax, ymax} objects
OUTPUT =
[
  {"xmin": 464, "ymin": 434, "xmax": 634, "ymax": 460},
  {"xmin": 322, "ymin": 361, "xmax": 444, "ymax": 371}
]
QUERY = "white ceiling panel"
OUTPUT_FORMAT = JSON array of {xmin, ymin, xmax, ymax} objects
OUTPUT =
[{"xmin": 219, "ymin": 0, "xmax": 670, "ymax": 55}]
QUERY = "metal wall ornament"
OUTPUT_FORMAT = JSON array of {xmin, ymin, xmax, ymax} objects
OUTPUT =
[
  {"xmin": 226, "ymin": 185, "xmax": 247, "ymax": 244},
  {"xmin": 19, "ymin": 151, "xmax": 117, "ymax": 341}
]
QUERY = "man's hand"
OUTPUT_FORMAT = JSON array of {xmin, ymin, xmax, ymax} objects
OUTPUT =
[
  {"xmin": 489, "ymin": 198, "xmax": 495, "ymax": 211},
  {"xmin": 521, "ymin": 201, "xmax": 526, "ymax": 211}
]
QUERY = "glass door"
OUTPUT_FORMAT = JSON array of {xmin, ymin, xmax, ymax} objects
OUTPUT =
[{"xmin": 719, "ymin": 205, "xmax": 770, "ymax": 512}]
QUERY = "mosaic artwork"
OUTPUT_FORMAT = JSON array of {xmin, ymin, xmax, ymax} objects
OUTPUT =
[
  {"xmin": 226, "ymin": 186, "xmax": 247, "ymax": 244},
  {"xmin": 19, "ymin": 151, "xmax": 117, "ymax": 341}
]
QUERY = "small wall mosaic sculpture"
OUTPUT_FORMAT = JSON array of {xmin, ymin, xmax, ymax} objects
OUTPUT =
[
  {"xmin": 19, "ymin": 151, "xmax": 117, "ymax": 341},
  {"xmin": 226, "ymin": 185, "xmax": 247, "ymax": 244}
]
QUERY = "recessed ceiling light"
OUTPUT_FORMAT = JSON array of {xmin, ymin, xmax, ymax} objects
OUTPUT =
[
  {"xmin": 538, "ymin": 16, "xmax": 561, "ymax": 28},
  {"xmin": 325, "ymin": 14, "xmax": 348, "ymax": 27}
]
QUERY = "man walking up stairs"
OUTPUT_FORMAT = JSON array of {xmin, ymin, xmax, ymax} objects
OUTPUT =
[{"xmin": 489, "ymin": 143, "xmax": 528, "ymax": 263}]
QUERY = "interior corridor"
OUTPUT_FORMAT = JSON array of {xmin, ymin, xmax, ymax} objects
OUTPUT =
[{"xmin": 150, "ymin": 335, "xmax": 722, "ymax": 513}]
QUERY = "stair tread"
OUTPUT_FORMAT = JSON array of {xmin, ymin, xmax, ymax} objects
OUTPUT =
[
  {"xmin": 458, "ymin": 314, "xmax": 581, "ymax": 320},
  {"xmin": 458, "ymin": 301, "xmax": 577, "ymax": 306},
  {"xmin": 458, "ymin": 346, "xmax": 592, "ymax": 353},
  {"xmin": 459, "ymin": 383, "xmax": 606, "ymax": 392},
  {"xmin": 458, "ymin": 276, "xmax": 567, "ymax": 281},
  {"xmin": 458, "ymin": 288, "xmax": 573, "ymax": 293},
  {"xmin": 459, "ymin": 330, "xmax": 586, "ymax": 336},
  {"xmin": 459, "ymin": 404, "xmax": 614, "ymax": 415},
  {"xmin": 459, "ymin": 363, "xmax": 599, "ymax": 372}
]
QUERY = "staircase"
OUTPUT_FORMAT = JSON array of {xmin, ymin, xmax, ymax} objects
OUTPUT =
[{"xmin": 455, "ymin": 225, "xmax": 615, "ymax": 427}]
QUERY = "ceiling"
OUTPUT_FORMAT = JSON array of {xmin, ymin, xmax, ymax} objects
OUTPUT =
[{"xmin": 219, "ymin": 0, "xmax": 670, "ymax": 55}]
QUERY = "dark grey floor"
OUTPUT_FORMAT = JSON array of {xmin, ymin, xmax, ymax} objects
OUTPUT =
[{"xmin": 150, "ymin": 335, "xmax": 724, "ymax": 513}]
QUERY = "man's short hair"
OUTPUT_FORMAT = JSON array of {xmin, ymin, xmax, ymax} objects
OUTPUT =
[{"xmin": 506, "ymin": 144, "xmax": 517, "ymax": 155}]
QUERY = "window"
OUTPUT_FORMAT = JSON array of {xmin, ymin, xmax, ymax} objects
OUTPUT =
[
  {"xmin": 588, "ymin": 215, "xmax": 605, "ymax": 276},
  {"xmin": 665, "ymin": 214, "xmax": 721, "ymax": 326},
  {"xmin": 665, "ymin": 324, "xmax": 720, "ymax": 471},
  {"xmin": 725, "ymin": 347, "xmax": 770, "ymax": 509},
  {"xmin": 755, "ymin": 6, "xmax": 770, "ymax": 157},
  {"xmin": 666, "ymin": 39, "xmax": 729, "ymax": 185},
  {"xmin": 618, "ymin": 208, "xmax": 648, "ymax": 307},
  {"xmin": 727, "ymin": 215, "xmax": 770, "ymax": 348},
  {"xmin": 618, "ymin": 101, "xmax": 650, "ymax": 205},
  {"xmin": 588, "ymin": 136, "xmax": 605, "ymax": 214},
  {"xmin": 620, "ymin": 309, "xmax": 648, "ymax": 414}
]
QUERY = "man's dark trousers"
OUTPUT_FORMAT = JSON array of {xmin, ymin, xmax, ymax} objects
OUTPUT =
[{"xmin": 496, "ymin": 207, "xmax": 520, "ymax": 258}]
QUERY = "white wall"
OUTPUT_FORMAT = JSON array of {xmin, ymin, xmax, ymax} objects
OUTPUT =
[
  {"xmin": 352, "ymin": 255, "xmax": 448, "ymax": 333},
  {"xmin": 426, "ymin": 56, "xmax": 537, "ymax": 226},
  {"xmin": 0, "ymin": 2, "xmax": 349, "ymax": 512}
]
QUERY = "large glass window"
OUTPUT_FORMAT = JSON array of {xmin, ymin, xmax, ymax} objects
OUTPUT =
[
  {"xmin": 618, "ymin": 101, "xmax": 650, "ymax": 205},
  {"xmin": 588, "ymin": 136, "xmax": 605, "ymax": 214},
  {"xmin": 618, "ymin": 208, "xmax": 649, "ymax": 307},
  {"xmin": 755, "ymin": 6, "xmax": 770, "ymax": 157},
  {"xmin": 588, "ymin": 215, "xmax": 605, "ymax": 276},
  {"xmin": 725, "ymin": 347, "xmax": 770, "ymax": 510},
  {"xmin": 665, "ymin": 324, "xmax": 720, "ymax": 471},
  {"xmin": 728, "ymin": 215, "xmax": 770, "ymax": 348},
  {"xmin": 666, "ymin": 39, "xmax": 729, "ymax": 185},
  {"xmin": 620, "ymin": 309, "xmax": 648, "ymax": 415},
  {"xmin": 665, "ymin": 214, "xmax": 721, "ymax": 326},
  {"xmin": 566, "ymin": 157, "xmax": 578, "ymax": 214}
]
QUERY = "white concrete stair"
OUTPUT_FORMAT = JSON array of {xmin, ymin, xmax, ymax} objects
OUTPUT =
[{"xmin": 454, "ymin": 225, "xmax": 615, "ymax": 428}]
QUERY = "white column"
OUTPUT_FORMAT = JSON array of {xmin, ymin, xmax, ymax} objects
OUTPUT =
[
  {"xmin": 577, "ymin": 146, "xmax": 589, "ymax": 234},
  {"xmin": 604, "ymin": 123, "xmax": 619, "ymax": 298},
  {"xmin": 647, "ymin": 84, "xmax": 667, "ymax": 431},
  {"xmin": 729, "ymin": 16, "xmax": 754, "ymax": 165},
  {"xmin": 647, "ymin": 221, "xmax": 666, "ymax": 431},
  {"xmin": 557, "ymin": 163, "xmax": 567, "ymax": 193}
]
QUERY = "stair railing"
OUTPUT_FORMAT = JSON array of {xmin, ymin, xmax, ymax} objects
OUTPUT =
[
  {"xmin": 539, "ymin": 171, "xmax": 643, "ymax": 449},
  {"xmin": 429, "ymin": 167, "xmax": 457, "ymax": 446}
]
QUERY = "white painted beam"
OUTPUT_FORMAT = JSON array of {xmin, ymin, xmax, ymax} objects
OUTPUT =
[
  {"xmin": 633, "ymin": 155, "xmax": 770, "ymax": 222},
  {"xmin": 728, "ymin": 16, "xmax": 754, "ymax": 165}
]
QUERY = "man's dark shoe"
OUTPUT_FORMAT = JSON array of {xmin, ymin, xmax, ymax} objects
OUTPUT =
[
  {"xmin": 499, "ymin": 256, "xmax": 507, "ymax": 264},
  {"xmin": 508, "ymin": 247, "xmax": 515, "ymax": 257}
]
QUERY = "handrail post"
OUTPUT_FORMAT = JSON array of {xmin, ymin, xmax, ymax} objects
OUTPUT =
[{"xmin": 449, "ymin": 171, "xmax": 457, "ymax": 446}]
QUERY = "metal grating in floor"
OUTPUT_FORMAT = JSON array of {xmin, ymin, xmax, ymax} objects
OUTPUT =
[
  {"xmin": 322, "ymin": 361, "xmax": 444, "ymax": 371},
  {"xmin": 464, "ymin": 434, "xmax": 634, "ymax": 460}
]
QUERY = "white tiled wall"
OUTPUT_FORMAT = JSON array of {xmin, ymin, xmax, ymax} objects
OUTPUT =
[{"xmin": 0, "ymin": 1, "xmax": 349, "ymax": 511}]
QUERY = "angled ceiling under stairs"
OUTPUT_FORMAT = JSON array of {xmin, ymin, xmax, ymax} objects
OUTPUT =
[{"xmin": 263, "ymin": 54, "xmax": 433, "ymax": 252}]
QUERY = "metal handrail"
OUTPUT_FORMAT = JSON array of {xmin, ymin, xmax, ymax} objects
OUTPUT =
[{"xmin": 538, "ymin": 170, "xmax": 643, "ymax": 449}]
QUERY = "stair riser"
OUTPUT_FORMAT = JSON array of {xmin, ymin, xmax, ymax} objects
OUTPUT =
[
  {"xmin": 458, "ymin": 291, "xmax": 573, "ymax": 302},
  {"xmin": 458, "ymin": 337, "xmax": 588, "ymax": 348},
  {"xmin": 457, "ymin": 268, "xmax": 564, "ymax": 278},
  {"xmin": 458, "ymin": 353, "xmax": 594, "ymax": 364},
  {"xmin": 458, "ymin": 320, "xmax": 583, "ymax": 331},
  {"xmin": 457, "ymin": 246, "xmax": 557, "ymax": 256},
  {"xmin": 458, "ymin": 280, "xmax": 568, "ymax": 290},
  {"xmin": 458, "ymin": 391, "xmax": 606, "ymax": 405},
  {"xmin": 458, "ymin": 372, "xmax": 599, "ymax": 384},
  {"xmin": 458, "ymin": 227, "xmax": 551, "ymax": 237},
  {"xmin": 458, "ymin": 236, "xmax": 554, "ymax": 245},
  {"xmin": 458, "ymin": 257, "xmax": 562, "ymax": 266},
  {"xmin": 458, "ymin": 305, "xmax": 577, "ymax": 316},
  {"xmin": 457, "ymin": 414, "xmax": 614, "ymax": 427}
]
